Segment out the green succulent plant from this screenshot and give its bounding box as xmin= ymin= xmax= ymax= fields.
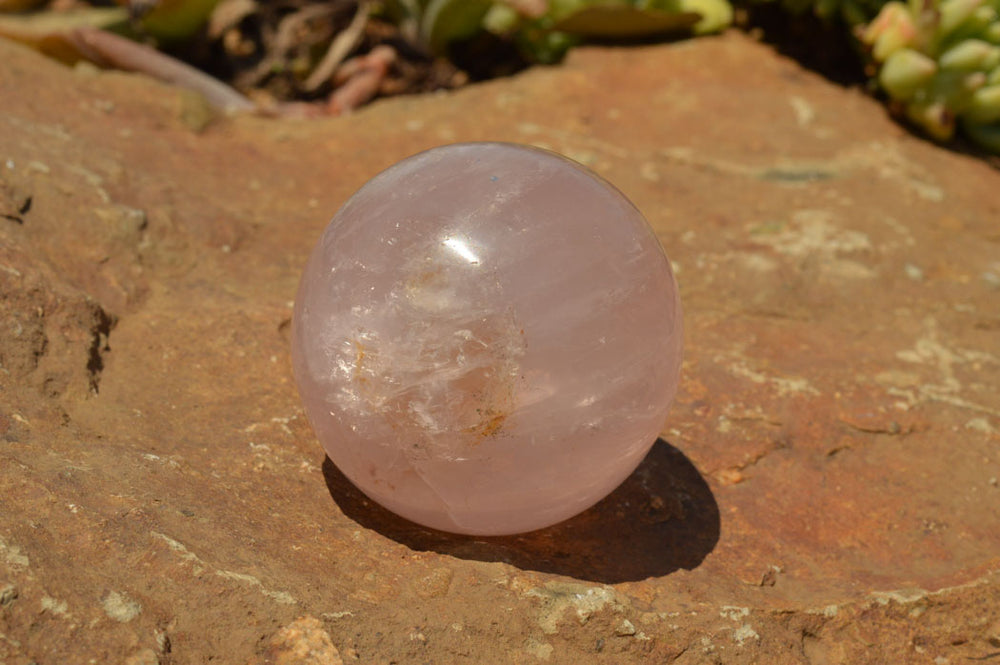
xmin=860 ymin=0 xmax=1000 ymax=150
xmin=778 ymin=0 xmax=889 ymax=27
xmin=407 ymin=0 xmax=733 ymax=64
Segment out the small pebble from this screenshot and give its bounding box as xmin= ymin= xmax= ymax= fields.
xmin=615 ymin=619 xmax=636 ymax=636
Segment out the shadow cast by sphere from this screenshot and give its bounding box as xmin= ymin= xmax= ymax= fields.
xmin=321 ymin=438 xmax=719 ymax=584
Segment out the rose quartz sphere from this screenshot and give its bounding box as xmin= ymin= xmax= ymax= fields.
xmin=292 ymin=142 xmax=682 ymax=535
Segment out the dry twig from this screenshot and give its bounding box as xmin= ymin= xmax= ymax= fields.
xmin=303 ymin=0 xmax=370 ymax=92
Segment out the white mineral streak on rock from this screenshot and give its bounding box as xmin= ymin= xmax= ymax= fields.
xmin=0 ymin=537 xmax=29 ymax=570
xmin=41 ymin=596 xmax=69 ymax=616
xmin=151 ymin=532 xmax=296 ymax=604
xmin=215 ymin=571 xmax=297 ymax=605
xmin=102 ymin=591 xmax=141 ymax=623
xmin=733 ymin=624 xmax=760 ymax=645
xmin=525 ymin=582 xmax=629 ymax=635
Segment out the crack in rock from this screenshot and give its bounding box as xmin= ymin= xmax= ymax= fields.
xmin=85 ymin=303 xmax=115 ymax=395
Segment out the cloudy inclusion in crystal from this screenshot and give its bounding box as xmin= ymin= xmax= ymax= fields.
xmin=292 ymin=142 xmax=683 ymax=535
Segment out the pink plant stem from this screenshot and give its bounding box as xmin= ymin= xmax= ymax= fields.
xmin=70 ymin=27 xmax=256 ymax=113
xmin=327 ymin=45 xmax=395 ymax=114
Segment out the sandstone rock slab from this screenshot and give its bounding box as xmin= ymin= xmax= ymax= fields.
xmin=1 ymin=31 xmax=998 ymax=664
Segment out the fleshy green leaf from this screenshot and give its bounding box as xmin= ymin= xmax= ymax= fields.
xmin=139 ymin=0 xmax=222 ymax=43
xmin=0 ymin=6 xmax=129 ymax=63
xmin=419 ymin=0 xmax=495 ymax=54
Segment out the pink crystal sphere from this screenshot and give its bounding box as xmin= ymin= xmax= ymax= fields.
xmin=292 ymin=142 xmax=683 ymax=536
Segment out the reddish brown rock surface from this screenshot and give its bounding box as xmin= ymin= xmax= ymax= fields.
xmin=1 ymin=30 xmax=999 ymax=664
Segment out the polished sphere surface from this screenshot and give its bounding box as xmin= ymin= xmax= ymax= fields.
xmin=292 ymin=142 xmax=683 ymax=535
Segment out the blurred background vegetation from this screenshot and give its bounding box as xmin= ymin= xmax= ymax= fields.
xmin=2 ymin=0 xmax=999 ymax=153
